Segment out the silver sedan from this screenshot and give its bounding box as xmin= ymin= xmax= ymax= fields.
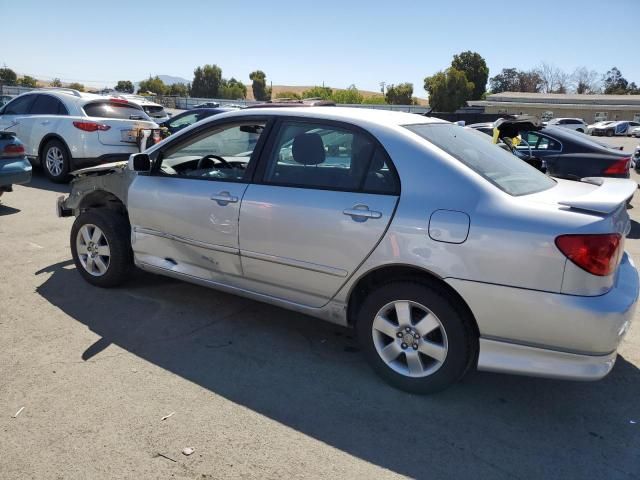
xmin=58 ymin=107 xmax=639 ymax=393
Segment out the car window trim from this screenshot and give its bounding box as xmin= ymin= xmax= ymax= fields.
xmin=253 ymin=115 xmax=400 ymax=196
xmin=148 ymin=115 xmax=275 ymax=184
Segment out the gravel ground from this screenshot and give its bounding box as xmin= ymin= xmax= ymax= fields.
xmin=1 ymin=146 xmax=639 ymax=479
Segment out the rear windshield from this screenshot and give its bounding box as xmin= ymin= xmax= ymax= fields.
xmin=142 ymin=105 xmax=165 ymax=115
xmin=405 ymin=123 xmax=556 ymax=196
xmin=83 ymin=101 xmax=149 ymax=120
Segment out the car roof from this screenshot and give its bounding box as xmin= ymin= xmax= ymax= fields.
xmin=214 ymin=106 xmax=444 ymax=127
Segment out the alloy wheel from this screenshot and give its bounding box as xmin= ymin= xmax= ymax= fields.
xmin=76 ymin=224 xmax=111 ymax=276
xmin=371 ymin=300 xmax=448 ymax=378
xmin=45 ymin=146 xmax=65 ymax=177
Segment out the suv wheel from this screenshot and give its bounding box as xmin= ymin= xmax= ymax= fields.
xmin=42 ymin=139 xmax=70 ymax=182
xmin=356 ymin=281 xmax=476 ymax=394
xmin=70 ymin=209 xmax=133 ymax=287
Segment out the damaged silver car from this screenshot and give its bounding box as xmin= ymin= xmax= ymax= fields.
xmin=58 ymin=107 xmax=639 ymax=393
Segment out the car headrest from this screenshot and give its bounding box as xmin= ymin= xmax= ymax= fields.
xmin=292 ymin=133 xmax=325 ymax=166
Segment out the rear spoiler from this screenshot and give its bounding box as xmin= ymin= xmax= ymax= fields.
xmin=558 ymin=177 xmax=637 ymax=214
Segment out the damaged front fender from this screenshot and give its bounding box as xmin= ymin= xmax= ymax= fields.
xmin=57 ymin=161 xmax=136 ymax=217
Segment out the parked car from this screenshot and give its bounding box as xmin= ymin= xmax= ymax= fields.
xmin=628 ymin=126 xmax=640 ymax=138
xmin=0 ymin=95 xmax=14 ymax=107
xmin=159 ymin=107 xmax=237 ymax=135
xmin=193 ymin=101 xmax=220 ymax=109
xmin=57 ymin=107 xmax=638 ymax=394
xmin=0 ymin=88 xmax=159 ymax=182
xmin=0 ymin=132 xmax=31 ymax=198
xmin=121 ymin=95 xmax=170 ymax=124
xmin=633 ymin=145 xmax=640 ymax=171
xmin=546 ymin=118 xmax=587 ymax=133
xmin=587 ymin=121 xmax=613 ymax=135
xmin=470 ymin=118 xmax=632 ymax=180
xmin=592 ymin=121 xmax=640 ymax=137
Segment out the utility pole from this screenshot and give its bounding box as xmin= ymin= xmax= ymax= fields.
xmin=380 ymin=81 xmax=386 ymax=96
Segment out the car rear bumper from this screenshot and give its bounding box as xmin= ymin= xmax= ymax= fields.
xmin=448 ymin=252 xmax=638 ymax=380
xmin=0 ymin=157 xmax=32 ymax=188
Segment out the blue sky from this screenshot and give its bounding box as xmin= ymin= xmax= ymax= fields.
xmin=3 ymin=0 xmax=639 ymax=97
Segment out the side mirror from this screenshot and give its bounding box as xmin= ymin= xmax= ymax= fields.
xmin=129 ymin=153 xmax=151 ymax=172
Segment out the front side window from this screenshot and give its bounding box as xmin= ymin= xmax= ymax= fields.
xmin=159 ymin=122 xmax=266 ymax=181
xmin=262 ymin=121 xmax=398 ymax=193
xmin=406 ymin=124 xmax=556 ymax=196
xmin=168 ymin=112 xmax=200 ymax=129
xmin=3 ymin=94 xmax=36 ymax=115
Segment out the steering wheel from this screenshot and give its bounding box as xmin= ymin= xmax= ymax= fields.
xmin=197 ymin=154 xmax=232 ymax=170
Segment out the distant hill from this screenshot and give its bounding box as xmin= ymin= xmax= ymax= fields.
xmin=245 ymin=85 xmax=428 ymax=105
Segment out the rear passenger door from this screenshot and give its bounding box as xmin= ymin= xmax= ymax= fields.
xmin=25 ymin=94 xmax=68 ymax=157
xmin=238 ymin=119 xmax=400 ymax=308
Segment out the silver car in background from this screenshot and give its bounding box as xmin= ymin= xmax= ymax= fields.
xmin=57 ymin=107 xmax=639 ymax=393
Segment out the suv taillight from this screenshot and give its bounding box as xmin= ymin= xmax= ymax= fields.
xmin=1 ymin=143 xmax=25 ymax=157
xmin=73 ymin=121 xmax=111 ymax=132
xmin=603 ymin=157 xmax=630 ymax=175
xmin=555 ymin=233 xmax=622 ymax=276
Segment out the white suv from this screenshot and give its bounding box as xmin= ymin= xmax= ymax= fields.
xmin=545 ymin=118 xmax=588 ymax=133
xmin=0 ymin=89 xmax=159 ymax=182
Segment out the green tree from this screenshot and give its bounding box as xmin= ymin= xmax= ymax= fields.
xmin=603 ymin=67 xmax=629 ymax=94
xmin=137 ymin=76 xmax=167 ymax=95
xmin=0 ymin=67 xmax=17 ymax=86
xmin=331 ymin=85 xmax=363 ymax=104
xmin=51 ymin=78 xmax=62 ymax=87
xmin=192 ymin=65 xmax=223 ymax=98
xmin=18 ymin=75 xmax=37 ymax=88
xmin=274 ymin=91 xmax=301 ymax=100
xmin=249 ymin=70 xmax=271 ymax=101
xmin=489 ymin=68 xmax=542 ymax=93
xmin=115 ymin=80 xmax=134 ymax=93
xmin=168 ymin=82 xmax=189 ymax=96
xmin=451 ymin=51 xmax=489 ymax=100
xmin=424 ymin=68 xmax=473 ymax=112
xmin=385 ymin=82 xmax=414 ymax=105
xmin=68 ymin=82 xmax=85 ymax=92
xmin=302 ymin=86 xmax=333 ymax=99
xmin=220 ymin=77 xmax=247 ymax=99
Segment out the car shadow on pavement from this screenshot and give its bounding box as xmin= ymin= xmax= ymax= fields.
xmin=0 ymin=203 xmax=21 ymax=216
xmin=22 ymin=169 xmax=71 ymax=194
xmin=35 ymin=261 xmax=640 ymax=479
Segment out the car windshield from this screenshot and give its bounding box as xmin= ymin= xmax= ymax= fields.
xmin=405 ymin=123 xmax=556 ymax=196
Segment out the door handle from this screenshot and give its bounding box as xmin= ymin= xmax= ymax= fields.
xmin=343 ymin=205 xmax=382 ymax=220
xmin=210 ymin=191 xmax=238 ymax=205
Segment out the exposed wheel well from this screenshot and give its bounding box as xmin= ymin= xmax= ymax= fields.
xmin=346 ymin=265 xmax=479 ymax=337
xmin=38 ymin=134 xmax=71 ymax=164
xmin=79 ymin=191 xmax=128 ymax=219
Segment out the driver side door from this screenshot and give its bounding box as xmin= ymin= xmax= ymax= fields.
xmin=127 ymin=118 xmax=270 ymax=285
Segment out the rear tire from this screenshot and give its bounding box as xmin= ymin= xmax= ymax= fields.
xmin=356 ymin=281 xmax=477 ymax=394
xmin=42 ymin=139 xmax=71 ymax=183
xmin=70 ymin=209 xmax=133 ymax=287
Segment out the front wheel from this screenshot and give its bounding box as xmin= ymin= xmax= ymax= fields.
xmin=356 ymin=281 xmax=477 ymax=394
xmin=70 ymin=209 xmax=133 ymax=287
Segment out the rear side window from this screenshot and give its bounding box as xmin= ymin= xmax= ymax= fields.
xmin=3 ymin=95 xmax=36 ymax=115
xmin=30 ymin=95 xmax=68 ymax=115
xmin=83 ymin=101 xmax=148 ymax=120
xmin=406 ymin=123 xmax=556 ymax=196
xmin=263 ymin=121 xmax=399 ymax=194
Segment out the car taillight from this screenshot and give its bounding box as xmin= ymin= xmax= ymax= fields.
xmin=1 ymin=143 xmax=25 ymax=157
xmin=73 ymin=121 xmax=111 ymax=132
xmin=603 ymin=157 xmax=630 ymax=175
xmin=555 ymin=233 xmax=622 ymax=276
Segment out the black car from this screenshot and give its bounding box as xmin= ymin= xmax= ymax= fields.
xmin=470 ymin=119 xmax=631 ymax=180
xmin=159 ymin=108 xmax=236 ymax=135
xmin=193 ymin=101 xmax=220 ymax=109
